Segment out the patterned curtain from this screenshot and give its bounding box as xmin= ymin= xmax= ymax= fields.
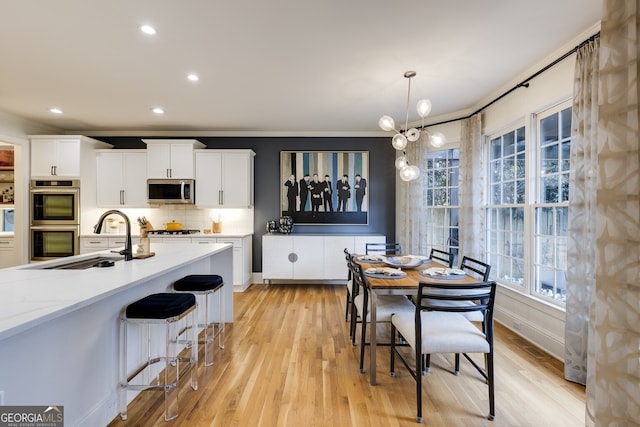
xmin=458 ymin=113 xmax=484 ymax=259
xmin=586 ymin=1 xmax=640 ymax=425
xmin=397 ymin=133 xmax=429 ymax=255
xmin=564 ymin=38 xmax=599 ymax=386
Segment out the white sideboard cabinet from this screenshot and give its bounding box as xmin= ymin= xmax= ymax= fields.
xmin=262 ymin=234 xmax=385 ymax=282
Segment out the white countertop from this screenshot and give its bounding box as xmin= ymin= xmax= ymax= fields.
xmin=0 ymin=242 xmax=232 ymax=341
xmin=82 ymin=232 xmax=253 ymax=238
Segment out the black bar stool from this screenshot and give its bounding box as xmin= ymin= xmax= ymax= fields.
xmin=173 ymin=274 xmax=225 ymax=366
xmin=119 ymin=292 xmax=198 ymax=421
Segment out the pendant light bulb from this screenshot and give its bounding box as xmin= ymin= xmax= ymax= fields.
xmin=417 ymin=99 xmax=432 ymax=118
xmin=378 ymin=115 xmax=396 ymax=132
xmin=399 ymin=165 xmax=414 ymax=181
xmin=391 ymin=133 xmax=408 ymax=150
xmin=407 ymin=165 xmax=420 ymax=180
xmin=429 ymin=131 xmax=447 ymax=148
xmin=395 ymin=155 xmax=409 ymax=170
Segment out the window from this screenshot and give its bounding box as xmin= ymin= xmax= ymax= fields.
xmin=533 ymin=105 xmax=571 ymax=303
xmin=425 ymin=148 xmax=459 ymax=263
xmin=486 ymin=126 xmax=526 ymax=287
xmin=484 ymin=102 xmax=572 ymax=306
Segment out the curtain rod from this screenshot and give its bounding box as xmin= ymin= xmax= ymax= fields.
xmin=421 ymin=32 xmax=601 ymax=129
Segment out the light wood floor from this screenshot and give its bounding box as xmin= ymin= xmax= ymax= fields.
xmin=108 ymin=283 xmax=585 ymax=427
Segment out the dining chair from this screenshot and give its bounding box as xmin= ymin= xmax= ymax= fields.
xmin=460 ymin=256 xmax=491 ymax=281
xmin=343 ymin=248 xmax=356 ymax=328
xmin=424 ymin=255 xmax=492 ymax=374
xmin=390 ymin=280 xmax=497 ymax=423
xmin=365 ymin=242 xmax=402 ymax=255
xmin=429 ymin=248 xmax=454 ymax=267
xmin=351 ymin=261 xmax=414 ymax=373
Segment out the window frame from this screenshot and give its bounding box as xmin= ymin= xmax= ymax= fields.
xmin=531 ymin=100 xmax=572 ymax=305
xmin=424 ymin=148 xmax=460 ymax=264
xmin=484 ymin=121 xmax=528 ymax=290
xmin=483 ymin=99 xmax=572 ymax=309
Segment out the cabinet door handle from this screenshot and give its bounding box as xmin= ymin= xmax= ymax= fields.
xmin=120 ymin=190 xmax=125 ymax=205
xmin=167 ymin=168 xmax=172 ymax=178
xmin=219 ymin=190 xmax=223 ymax=205
xmin=288 ymin=253 xmax=298 ymax=263
xmin=51 ymin=165 xmax=55 ymax=175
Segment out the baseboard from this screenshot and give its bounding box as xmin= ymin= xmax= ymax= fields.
xmin=494 ymin=287 xmax=565 ymax=361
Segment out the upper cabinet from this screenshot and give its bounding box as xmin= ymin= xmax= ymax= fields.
xmin=96 ymin=150 xmax=148 ymax=207
xmin=30 ymin=136 xmax=112 ymax=178
xmin=195 ymin=150 xmax=255 ymax=207
xmin=143 ymin=139 xmax=205 ymax=179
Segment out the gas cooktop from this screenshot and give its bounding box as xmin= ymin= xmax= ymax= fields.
xmin=147 ymin=229 xmax=201 ymax=235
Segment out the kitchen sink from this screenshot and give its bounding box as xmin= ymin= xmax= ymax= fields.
xmin=32 ymin=255 xmax=125 ymax=270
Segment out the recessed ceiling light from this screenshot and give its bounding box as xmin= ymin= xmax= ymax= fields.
xmin=187 ymin=73 xmax=199 ymax=82
xmin=139 ymin=24 xmax=157 ymax=35
xmin=152 ymin=107 xmax=165 ymax=115
xmin=49 ymin=108 xmax=63 ymax=114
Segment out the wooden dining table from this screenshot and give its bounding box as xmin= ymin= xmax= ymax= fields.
xmin=355 ymin=256 xmax=486 ymax=385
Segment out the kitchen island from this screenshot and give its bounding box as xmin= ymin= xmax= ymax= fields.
xmin=0 ymin=243 xmax=233 ymax=426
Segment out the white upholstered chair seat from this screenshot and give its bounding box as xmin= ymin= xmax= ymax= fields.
xmin=353 ymin=293 xmax=415 ymax=322
xmin=392 ymin=311 xmax=489 ymax=354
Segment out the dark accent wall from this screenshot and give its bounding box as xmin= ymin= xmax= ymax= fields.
xmin=90 ymin=136 xmax=397 ymax=271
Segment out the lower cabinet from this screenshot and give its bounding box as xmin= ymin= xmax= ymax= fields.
xmin=0 ymin=236 xmax=16 ymax=268
xmin=79 ymin=236 xmax=129 ymax=254
xmin=262 ymin=234 xmax=385 ymax=282
xmin=191 ymin=236 xmax=252 ymax=289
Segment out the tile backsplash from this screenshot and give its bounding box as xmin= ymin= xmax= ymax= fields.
xmin=82 ymin=206 xmax=254 ymax=235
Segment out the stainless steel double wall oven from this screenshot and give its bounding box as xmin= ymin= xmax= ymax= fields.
xmin=30 ymin=179 xmax=80 ymax=260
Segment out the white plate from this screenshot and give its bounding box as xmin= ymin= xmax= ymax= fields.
xmin=364 ymin=271 xmax=407 ymax=279
xmin=420 ymin=267 xmax=467 ymax=280
xmin=358 ymin=255 xmax=385 ymax=263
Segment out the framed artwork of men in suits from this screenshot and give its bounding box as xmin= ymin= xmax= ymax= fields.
xmin=280 ymin=151 xmax=368 ymax=224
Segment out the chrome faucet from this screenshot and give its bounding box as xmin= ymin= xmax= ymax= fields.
xmin=93 ymin=210 xmax=133 ymax=261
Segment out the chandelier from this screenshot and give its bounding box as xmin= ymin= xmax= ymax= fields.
xmin=379 ymin=71 xmax=446 ymax=181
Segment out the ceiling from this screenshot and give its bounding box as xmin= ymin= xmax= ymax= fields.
xmin=0 ymin=0 xmax=601 ymax=135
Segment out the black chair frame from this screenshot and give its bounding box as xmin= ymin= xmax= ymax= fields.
xmin=429 ymin=248 xmax=454 ymax=267
xmin=365 ymin=242 xmax=402 ymax=255
xmin=390 ymin=281 xmax=496 ymax=423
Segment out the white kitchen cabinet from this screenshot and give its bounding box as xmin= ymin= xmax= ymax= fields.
xmin=0 ymin=235 xmax=16 ymax=268
xmin=143 ymin=139 xmax=205 ymax=179
xmin=262 ymin=234 xmax=385 ymax=282
xmin=191 ymin=236 xmax=252 ymax=288
xmin=30 ymin=136 xmax=111 ymax=178
xmin=79 ymin=236 xmax=130 ymax=254
xmin=195 ymin=150 xmax=255 ymax=207
xmin=148 ymin=236 xmax=192 ymax=244
xmin=96 ymin=150 xmax=148 ymax=207
xmin=31 ymin=138 xmax=79 ymax=177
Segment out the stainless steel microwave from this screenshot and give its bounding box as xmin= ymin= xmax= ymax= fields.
xmin=147 ymin=179 xmax=195 ymax=204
